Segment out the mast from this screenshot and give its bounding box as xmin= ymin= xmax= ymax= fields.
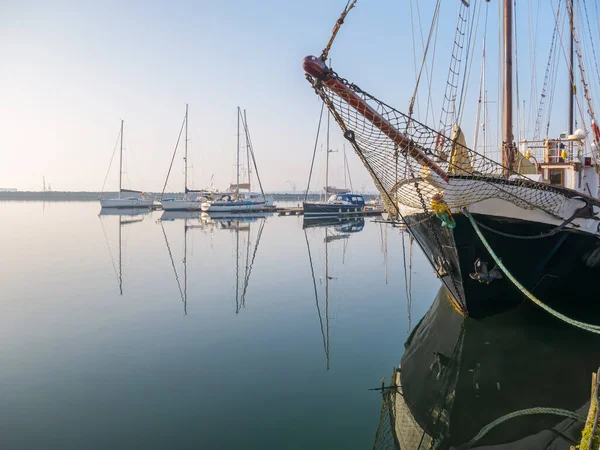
xmin=184 ymin=104 xmax=189 ymax=194
xmin=119 ymin=120 xmax=124 ymax=199
xmin=502 ymin=0 xmax=515 ymax=173
xmin=236 ymin=107 xmax=241 ymax=198
xmin=568 ymin=0 xmax=575 ymax=135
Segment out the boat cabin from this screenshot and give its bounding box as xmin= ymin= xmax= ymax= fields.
xmin=518 ymin=130 xmax=599 ymax=197
xmin=327 ymin=193 xmax=365 ymax=205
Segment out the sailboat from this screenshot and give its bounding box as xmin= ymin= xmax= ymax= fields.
xmin=303 ymin=109 xmax=365 ymax=216
xmin=99 ymin=208 xmax=149 ymax=294
xmin=201 ymin=108 xmax=273 ymax=213
xmin=302 ymin=1 xmax=600 ymax=319
xmin=100 ymin=120 xmax=154 ymax=209
xmin=161 ymin=104 xmax=211 ymax=211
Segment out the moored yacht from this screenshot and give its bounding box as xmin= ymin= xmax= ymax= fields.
xmin=303 ymin=193 xmax=365 ymax=217
xmin=99 ymin=120 xmax=154 ymax=209
xmin=201 ymin=107 xmax=273 ymax=213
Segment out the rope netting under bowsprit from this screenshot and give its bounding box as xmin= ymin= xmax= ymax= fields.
xmin=309 ymin=72 xmax=575 ymax=220
xmin=373 ymin=387 xmax=434 ymax=450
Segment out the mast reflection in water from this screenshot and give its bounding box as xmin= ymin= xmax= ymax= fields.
xmin=374 ymin=287 xmax=600 ymax=449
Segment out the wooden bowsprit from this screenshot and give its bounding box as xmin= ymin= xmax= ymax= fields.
xmin=303 ymin=55 xmax=450 ymax=184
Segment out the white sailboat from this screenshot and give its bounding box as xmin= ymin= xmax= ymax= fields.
xmin=161 ymin=104 xmax=211 ymax=211
xmin=201 ymin=108 xmax=273 ymax=212
xmin=100 ymin=120 xmax=154 ymax=209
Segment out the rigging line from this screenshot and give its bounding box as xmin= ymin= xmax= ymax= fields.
xmin=161 ymin=115 xmax=187 ymax=199
xmin=100 ymin=128 xmax=122 ymax=193
xmin=534 ymin=1 xmax=561 ymax=139
xmin=457 ymin=0 xmax=482 ymax=127
xmin=580 ymin=0 xmax=600 ymax=90
xmin=241 ymin=110 xmax=266 ymax=198
xmin=304 ymin=229 xmax=328 ymax=364
xmin=409 ymin=0 xmax=420 ymax=118
xmin=160 ymin=221 xmax=185 ymax=307
xmin=343 ymin=145 xmax=354 ymax=192
xmin=414 ymin=0 xmax=439 ymax=125
xmin=304 ymin=101 xmax=326 ymax=201
xmin=550 ymin=0 xmax=589 ymax=132
xmin=408 ymin=0 xmax=441 ymax=118
xmin=320 ymin=0 xmax=357 ymax=62
xmin=425 ymin=2 xmax=441 ymax=126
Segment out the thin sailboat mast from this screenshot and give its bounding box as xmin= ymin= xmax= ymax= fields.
xmin=119 ymin=120 xmax=124 ymax=199
xmin=502 ymin=0 xmax=515 ymax=173
xmin=184 ymin=104 xmax=189 ymax=194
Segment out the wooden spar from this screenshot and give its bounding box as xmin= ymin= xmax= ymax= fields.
xmin=302 ymin=56 xmax=450 ymax=183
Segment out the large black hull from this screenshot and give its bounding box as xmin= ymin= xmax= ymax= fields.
xmin=405 ymin=212 xmax=600 ymax=319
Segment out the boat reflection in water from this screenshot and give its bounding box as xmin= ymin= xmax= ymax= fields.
xmin=199 ymin=211 xmax=269 ymax=313
xmin=304 ymin=215 xmax=365 ymax=370
xmin=373 ymin=287 xmax=600 ymax=449
xmin=302 ymin=215 xmax=365 ymax=233
xmin=98 ymin=208 xmax=150 ymax=295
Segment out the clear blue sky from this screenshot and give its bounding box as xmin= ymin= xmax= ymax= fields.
xmin=0 ymin=0 xmax=590 ymax=192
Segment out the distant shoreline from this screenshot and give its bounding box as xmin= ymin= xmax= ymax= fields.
xmin=0 ymin=192 xmax=378 ymax=202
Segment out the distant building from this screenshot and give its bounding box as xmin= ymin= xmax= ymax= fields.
xmin=0 ymin=188 xmax=17 ymax=192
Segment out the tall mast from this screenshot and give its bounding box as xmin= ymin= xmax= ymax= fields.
xmin=568 ymin=0 xmax=575 ymax=135
xmin=119 ymin=120 xmax=124 ymax=199
xmin=502 ymin=0 xmax=515 ymax=173
xmin=236 ymin=107 xmax=240 ymax=198
xmin=325 ymin=111 xmax=330 ymax=195
xmin=184 ymin=104 xmax=189 ymax=194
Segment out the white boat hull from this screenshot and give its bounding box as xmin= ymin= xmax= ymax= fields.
xmin=99 ymin=199 xmax=154 ymax=208
xmin=161 ymin=199 xmax=203 ymax=211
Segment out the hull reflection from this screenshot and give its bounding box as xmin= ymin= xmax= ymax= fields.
xmin=375 ymin=287 xmax=600 ymax=449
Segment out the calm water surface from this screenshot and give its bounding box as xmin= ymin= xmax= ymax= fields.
xmin=0 ymin=201 xmax=438 ymax=450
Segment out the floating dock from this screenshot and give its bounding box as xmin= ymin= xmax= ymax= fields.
xmin=275 ymin=206 xmax=383 ymax=216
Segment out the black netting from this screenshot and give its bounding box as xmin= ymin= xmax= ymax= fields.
xmin=306 ymin=67 xmax=577 ymax=221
